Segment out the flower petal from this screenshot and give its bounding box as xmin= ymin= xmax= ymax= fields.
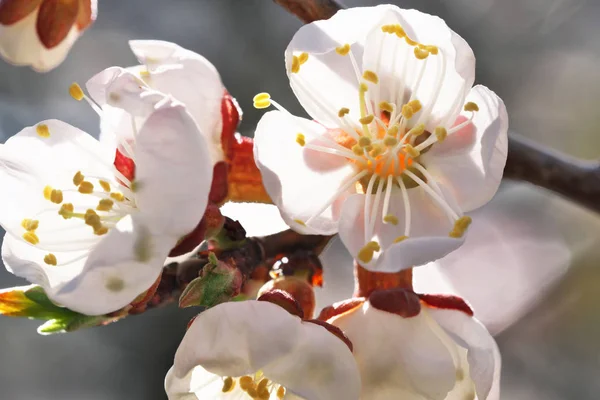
xmin=0 ymin=7 xmax=81 ymax=72
xmin=254 ymin=111 xmax=356 ymax=235
xmin=219 ymin=202 xmax=289 ymax=237
xmin=338 ymin=190 xmax=463 ymax=272
xmin=423 ymin=85 xmax=508 ymax=212
xmin=427 ymin=307 xmax=499 ymax=400
xmin=286 ymin=6 xmax=392 ymax=127
xmin=362 ymin=7 xmax=475 ymax=130
xmin=330 ymin=301 xmax=456 ymax=399
xmin=134 ymin=102 xmax=212 ymax=237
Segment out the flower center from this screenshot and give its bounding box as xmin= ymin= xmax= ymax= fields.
xmin=221 ymin=373 xmax=286 ymax=399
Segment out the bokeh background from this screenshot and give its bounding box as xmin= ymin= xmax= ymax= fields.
xmin=1 ymin=0 xmax=599 ymax=398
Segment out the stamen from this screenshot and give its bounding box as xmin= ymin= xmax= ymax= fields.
xmin=338 ymin=107 xmax=350 ymax=117
xmin=401 ymin=104 xmax=414 ymax=119
xmin=403 ymin=170 xmax=458 ymax=221
xmin=96 ymin=199 xmax=114 ymax=212
xmin=99 ymin=180 xmax=111 ymax=192
xmin=221 ymin=377 xmax=235 ymax=393
xmin=398 ymin=178 xmax=411 ymax=236
xmin=395 ymin=25 xmax=406 ymax=38
xmin=78 ymin=181 xmax=94 ymax=194
xmin=379 ymin=101 xmax=394 ymax=113
xmin=58 ymin=203 xmax=74 ymax=219
xmin=291 ymin=56 xmax=300 ymax=73
xmin=295 ymin=133 xmax=306 ymax=147
xmin=435 ymin=126 xmax=447 ymax=142
xmin=381 ymin=175 xmax=394 ymax=224
xmin=298 ymin=52 xmax=309 ymax=65
xmin=335 ymin=44 xmax=351 ymax=56
xmin=239 ymin=376 xmax=253 ymax=391
xmin=363 ymin=70 xmax=379 ymax=84
xmin=43 ymin=186 xmax=52 ymax=200
xmin=383 ymin=136 xmax=397 ymax=146
xmin=73 ymin=171 xmax=84 ymax=186
xmin=36 ymin=124 xmax=50 ymax=138
xmin=277 ymin=387 xmax=286 ymax=399
xmin=359 ymin=115 xmax=374 ymax=125
xmin=110 ymin=192 xmax=125 ymax=202
xmin=407 ymin=123 xmax=425 ymax=137
xmin=358 ymin=137 xmax=372 ymax=147
xmin=21 ymin=218 xmax=39 ymax=231
xmin=69 ymin=83 xmax=84 ymax=101
xmin=23 ymin=231 xmax=39 ymax=245
xmin=387 ymin=124 xmax=399 ymax=136
xmin=403 ymin=144 xmax=420 ymax=158
xmin=43 ymin=253 xmax=57 ymax=266
xmin=464 ymin=102 xmax=479 ymax=112
xmin=293 ymin=219 xmax=306 ymax=226
xmin=352 ymin=144 xmax=363 ymax=155
xmin=449 ymin=216 xmax=472 ymax=238
xmin=414 ymin=46 xmax=429 ymax=60
xmin=408 ymin=99 xmax=422 ymax=113
xmin=357 ymin=241 xmax=380 ymax=264
xmin=253 ymin=92 xmax=272 ymax=109
xmin=384 ymin=215 xmax=399 ymax=225
xmin=49 ymin=189 xmax=63 ymax=204
xmin=405 ymin=36 xmax=418 ymax=46
xmin=393 ymin=235 xmax=408 ymax=243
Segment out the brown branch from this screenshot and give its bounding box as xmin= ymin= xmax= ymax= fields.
xmin=275 ymin=0 xmax=600 ymax=214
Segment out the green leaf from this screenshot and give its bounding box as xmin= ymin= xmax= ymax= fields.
xmin=179 ymin=265 xmax=238 ymax=309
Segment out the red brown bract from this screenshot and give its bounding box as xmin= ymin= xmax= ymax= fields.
xmin=419 ymin=293 xmax=474 ymax=316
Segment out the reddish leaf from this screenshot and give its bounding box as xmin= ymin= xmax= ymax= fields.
xmin=114 ymin=149 xmax=136 ymax=182
xmin=36 ymin=0 xmax=79 ymax=49
xmin=0 ymin=0 xmax=42 ymax=25
xmin=75 ymin=0 xmax=95 ymax=30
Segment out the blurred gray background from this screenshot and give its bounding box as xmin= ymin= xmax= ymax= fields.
xmin=1 ymin=0 xmax=600 ymax=398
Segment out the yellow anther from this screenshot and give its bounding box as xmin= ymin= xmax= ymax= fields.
xmin=408 ymin=99 xmax=422 ymax=113
xmin=298 ymin=52 xmax=309 ymax=64
xmin=78 ymin=181 xmax=94 ymax=194
xmin=401 ymin=104 xmax=414 ymax=119
xmin=246 ymin=387 xmax=258 ymax=398
xmin=405 ymin=36 xmax=418 ymax=46
xmin=69 ymin=83 xmax=84 ymax=101
xmin=21 ymin=218 xmax=39 ymax=231
xmin=464 ymin=102 xmax=479 ymax=112
xmin=49 ymin=189 xmax=63 ymax=204
xmin=258 ymin=388 xmax=270 ymax=400
xmin=338 ymin=107 xmax=350 ymax=117
xmin=94 ymin=225 xmax=109 ymax=236
xmin=357 ymin=245 xmax=375 ymax=264
xmin=359 ymin=115 xmax=374 ymax=125
xmin=84 ymin=209 xmax=100 ymax=227
xmin=363 ymin=70 xmax=379 ymax=84
xmin=22 ymin=231 xmax=39 ymax=245
xmin=381 ymin=24 xmax=394 ymax=33
xmin=366 ymin=240 xmax=381 ymax=251
xmin=414 ymin=46 xmax=429 ymax=60
xmin=358 ymin=136 xmax=371 ymax=147
xmin=379 ymin=101 xmax=394 ymax=112
xmin=253 ymin=92 xmax=272 ymax=109
xmin=239 ymin=376 xmax=253 ymax=391
xmin=359 ymin=83 xmax=369 ymax=93
xmin=387 ymin=124 xmax=399 ymax=136
xmin=408 ymin=123 xmax=426 ymax=137
xmin=44 ymin=253 xmax=57 ymax=266
xmin=221 ymin=377 xmax=235 ymax=393
xmin=110 ymin=192 xmax=125 ymax=202
xmin=425 ymin=45 xmax=439 ymax=55
xmin=294 ymin=219 xmax=306 ymax=226
xmin=291 ymin=56 xmax=300 ymax=73
xmin=97 ymin=198 xmax=114 ymax=212
xmin=73 ymin=171 xmax=84 ymax=186
xmin=395 ymin=25 xmax=406 ymax=38
xmin=449 ymin=216 xmax=472 ymax=238
xmin=369 ymin=145 xmax=384 ymax=158
xmin=58 ymin=203 xmax=74 ymax=219
xmin=335 ymin=43 xmax=351 ymax=55
xmin=295 ymin=133 xmax=306 ymax=147
xmin=383 ymin=136 xmax=398 ymax=146
xmin=352 ymin=144 xmax=363 ymax=155
xmin=257 ymin=378 xmax=269 ymax=392
xmin=435 ymin=126 xmax=448 ymax=142
xmin=139 ymin=69 xmax=151 ymax=78
xmin=277 ymin=387 xmax=286 ymax=399
xmin=384 ymin=214 xmax=399 ymax=225
xmin=404 ymin=144 xmax=420 ymax=158
xmin=363 ymin=145 xmax=373 ymax=152
xmin=43 ymin=185 xmax=53 ymax=200
xmin=36 ymin=124 xmax=50 ymax=138
xmin=99 ymin=180 xmax=111 ymax=192
xmin=393 ymin=235 xmax=408 ymax=243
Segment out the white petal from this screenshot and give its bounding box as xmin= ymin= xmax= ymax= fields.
xmin=0 ymin=9 xmax=80 ymax=72
xmin=219 ymin=202 xmax=290 ymax=237
xmin=263 ymin=321 xmax=361 ymax=400
xmin=165 ymin=365 xmax=231 ymax=400
xmin=134 ymin=103 xmax=212 ymax=237
xmin=285 ymin=6 xmax=388 ymax=126
xmin=129 ymin=40 xmax=225 ymax=161
xmin=423 ymin=85 xmax=508 ymax=212
xmin=331 ymin=301 xmax=456 ymax=399
xmin=338 ymin=190 xmax=463 ymax=272
xmin=254 ymin=111 xmax=356 ymax=235
xmin=427 ymin=307 xmax=498 ymax=400
xmin=173 ymin=301 xmax=303 ymax=380
xmin=362 ymin=7 xmax=475 ymax=130
xmin=52 ymin=215 xmax=175 ymax=315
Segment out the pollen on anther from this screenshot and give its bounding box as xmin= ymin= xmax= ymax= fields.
xmin=21 ymin=218 xmax=38 ymax=231
xmin=338 ymin=107 xmax=350 ymax=117
xmin=358 ymin=137 xmax=371 ymax=147
xmin=352 ymin=144 xmax=363 ymax=155
xmin=387 ymin=124 xmax=399 ymax=136
xmin=384 ymin=215 xmax=399 ymax=225
xmin=408 ymin=100 xmax=422 ymax=113
xmin=383 ymin=136 xmax=397 ymax=146
xmin=405 ymin=36 xmax=418 ymax=46
xmin=401 ymin=104 xmax=414 ymax=119
xmin=221 ymin=377 xmax=235 ymax=393
xmin=359 ymin=83 xmax=369 ymax=93
xmin=435 ymin=126 xmax=447 ymax=142
xmin=449 ymin=216 xmax=472 ymax=238
xmin=23 ymin=231 xmax=39 ymax=245
xmin=50 ymin=189 xmax=63 ymax=204
xmin=99 ymin=180 xmax=111 ymax=192
xmin=110 ymin=192 xmax=125 ymax=202
xmin=358 ymin=245 xmax=375 ymax=264
xmin=69 ymin=83 xmax=84 ymax=101
xmin=408 ymin=124 xmax=425 ymax=137
xmin=253 ymin=92 xmax=272 ymax=109
xmin=94 ymin=225 xmax=109 ymax=236
xmin=425 ymin=45 xmax=439 ymax=55
xmin=395 ymin=25 xmax=406 ymax=38
xmin=404 ymin=144 xmax=420 ymax=158
xmin=414 ymin=47 xmax=429 ymax=60
xmin=291 ymin=56 xmax=300 ymax=73
xmin=363 ymin=70 xmax=379 ymax=84
xmin=78 ymin=181 xmax=94 ymax=194
xmin=58 ymin=203 xmax=74 ymax=219
xmin=379 ymin=101 xmax=394 ymax=113
xmin=43 ymin=185 xmax=53 ymax=200
xmin=393 ymin=235 xmax=408 ymax=243
xmin=298 ymin=52 xmax=309 ymax=64
xmin=73 ymin=171 xmax=84 ymax=186
xmin=295 ymin=133 xmax=306 ymax=147
xmin=359 ymin=115 xmax=374 ymax=125
xmin=277 ymin=386 xmax=286 ymax=399
xmin=239 ymin=376 xmax=253 ymax=390
xmin=464 ymin=102 xmax=479 ymax=112
xmin=294 ymin=219 xmax=306 ymax=227
xmin=44 ymin=253 xmax=57 ymax=266
xmin=36 ymin=124 xmax=50 ymax=138
xmin=335 ymin=43 xmax=351 ymax=55
xmin=97 ymin=199 xmax=114 ymax=212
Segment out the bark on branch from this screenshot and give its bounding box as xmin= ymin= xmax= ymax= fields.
xmin=274 ymin=0 xmax=600 ymax=214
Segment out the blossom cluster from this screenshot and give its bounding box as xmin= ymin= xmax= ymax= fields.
xmin=0 ymin=3 xmax=510 ymax=400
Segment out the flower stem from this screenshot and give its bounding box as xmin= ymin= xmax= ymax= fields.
xmin=353 ymin=263 xmax=413 ymax=298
